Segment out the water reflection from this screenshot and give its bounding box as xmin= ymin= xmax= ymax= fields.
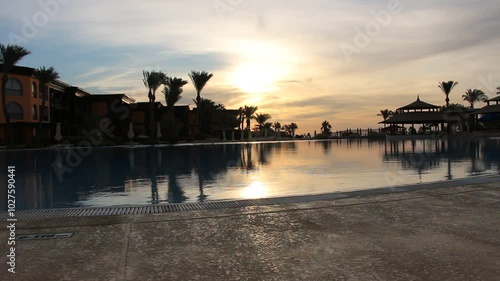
xmin=1 ymin=139 xmax=499 ymax=210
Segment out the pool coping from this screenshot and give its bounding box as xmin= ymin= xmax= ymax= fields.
xmin=2 ymin=175 xmax=499 ymax=221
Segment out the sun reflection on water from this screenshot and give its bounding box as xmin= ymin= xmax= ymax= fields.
xmin=242 ymin=181 xmax=269 ymax=199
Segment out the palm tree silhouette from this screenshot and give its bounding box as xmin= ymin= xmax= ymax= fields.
xmin=377 ymin=109 xmax=394 ymax=121
xmin=143 ymin=71 xmax=167 ymax=138
xmin=462 ymin=89 xmax=488 ymax=108
xmin=272 ymin=122 xmax=281 ymax=137
xmin=1 ymin=44 xmax=31 ymax=144
xmin=238 ymin=107 xmax=245 ymax=130
xmin=162 ymin=77 xmax=188 ymax=138
xmin=321 ymin=120 xmax=332 ymax=134
xmin=243 ymin=105 xmax=258 ymax=131
xmin=189 ymin=71 xmax=213 ymax=130
xmin=34 ymin=66 xmax=59 ymax=145
xmin=438 ymin=81 xmax=458 ymax=107
xmin=254 ymin=113 xmax=271 ymax=132
xmin=378 ymin=109 xmax=394 ymax=128
xmin=289 ymin=122 xmax=298 ymax=137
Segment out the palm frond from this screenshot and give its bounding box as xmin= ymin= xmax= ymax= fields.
xmin=188 ymin=70 xmax=213 ymax=93
xmin=0 ymin=44 xmax=31 ymax=72
xmin=34 ymin=66 xmax=60 ymax=84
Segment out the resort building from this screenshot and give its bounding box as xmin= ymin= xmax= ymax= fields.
xmin=1 ymin=65 xmax=241 ymax=145
xmin=0 ymin=65 xmax=141 ymax=145
xmin=0 ymin=65 xmax=51 ymax=144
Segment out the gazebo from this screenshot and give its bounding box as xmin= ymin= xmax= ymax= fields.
xmin=475 ymin=96 xmax=500 ymax=129
xmin=380 ymin=96 xmax=445 ymax=135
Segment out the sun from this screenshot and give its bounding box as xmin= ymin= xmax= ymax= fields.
xmin=228 ymin=40 xmax=297 ymax=95
xmin=231 ymin=61 xmax=281 ymax=94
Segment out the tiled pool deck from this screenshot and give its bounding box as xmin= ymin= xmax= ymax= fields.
xmin=1 ymin=178 xmax=499 ymax=280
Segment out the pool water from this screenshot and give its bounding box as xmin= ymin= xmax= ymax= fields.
xmin=1 ymin=138 xmax=499 ymax=210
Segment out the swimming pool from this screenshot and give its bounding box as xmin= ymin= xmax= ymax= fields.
xmin=1 ymin=138 xmax=499 ymax=210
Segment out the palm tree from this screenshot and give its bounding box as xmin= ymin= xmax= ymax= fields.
xmin=283 ymin=125 xmax=291 ymax=136
xmin=238 ymin=107 xmax=245 ymax=130
xmin=377 ymin=109 xmax=394 ymax=121
xmin=189 ymin=71 xmax=213 ymax=128
xmin=254 ymin=113 xmax=271 ymax=132
xmin=162 ymin=77 xmax=188 ymax=138
xmin=143 ymin=70 xmax=167 ymax=138
xmin=163 ymin=77 xmax=188 ymax=118
xmin=243 ymin=105 xmax=258 ymax=131
xmin=378 ymin=109 xmax=394 ymax=128
xmin=321 ymin=120 xmax=332 ymax=135
xmin=193 ymin=98 xmax=221 ymax=133
xmin=289 ymin=122 xmax=298 ymax=137
xmin=1 ymin=44 xmax=31 ymax=144
xmin=438 ymin=81 xmax=458 ymax=107
xmin=34 ymin=66 xmax=60 ymax=145
xmin=462 ymin=89 xmax=488 ymax=108
xmin=272 ymin=122 xmax=281 ymax=132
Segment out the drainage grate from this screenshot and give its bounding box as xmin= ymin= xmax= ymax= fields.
xmin=1 ymin=175 xmax=498 ymax=221
xmin=17 ymin=233 xmax=74 ymax=240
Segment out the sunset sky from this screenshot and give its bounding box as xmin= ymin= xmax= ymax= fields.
xmin=1 ymin=0 xmax=499 ymax=133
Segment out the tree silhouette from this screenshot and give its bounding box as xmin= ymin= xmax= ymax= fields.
xmin=462 ymin=89 xmax=488 ymax=108
xmin=162 ymin=77 xmax=188 ymax=138
xmin=243 ymin=105 xmax=258 ymax=131
xmin=320 ymin=120 xmax=332 ymax=135
xmin=254 ymin=113 xmax=271 ymax=132
xmin=377 ymin=109 xmax=394 ymax=121
xmin=34 ymin=66 xmax=60 ymax=145
xmin=438 ymin=81 xmax=458 ymax=107
xmin=143 ymin=70 xmax=167 ymax=138
xmin=189 ymin=71 xmax=213 ymax=129
xmin=289 ymin=122 xmax=298 ymax=137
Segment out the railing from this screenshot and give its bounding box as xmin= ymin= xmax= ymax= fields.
xmin=333 ymin=128 xmax=384 ymax=137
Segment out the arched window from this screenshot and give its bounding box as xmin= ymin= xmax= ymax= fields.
xmin=5 ymin=78 xmax=23 ymax=96
xmin=7 ymin=103 xmax=23 ymax=120
xmin=32 ymin=82 xmax=37 ymax=98
xmin=32 ymin=105 xmax=38 ymax=120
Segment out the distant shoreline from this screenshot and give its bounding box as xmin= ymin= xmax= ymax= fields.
xmin=1 ymin=132 xmax=499 ymax=152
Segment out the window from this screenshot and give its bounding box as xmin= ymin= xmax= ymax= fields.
xmin=5 ymin=78 xmax=22 ymax=96
xmin=32 ymin=105 xmax=38 ymax=120
xmin=32 ymin=82 xmax=37 ymax=98
xmin=7 ymin=103 xmax=23 ymax=120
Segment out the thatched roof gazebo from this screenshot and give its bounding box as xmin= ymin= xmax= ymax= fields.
xmin=475 ymin=96 xmax=500 ymax=128
xmin=475 ymin=96 xmax=500 ymax=115
xmin=380 ymin=96 xmax=447 ymax=135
